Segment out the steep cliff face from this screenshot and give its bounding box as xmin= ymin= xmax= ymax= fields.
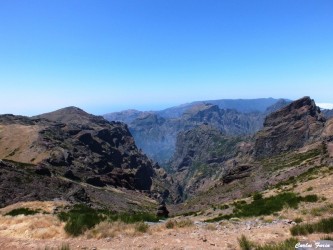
xmin=254 ymin=97 xmax=326 ymax=159
xmin=0 ymin=107 xmax=172 ymax=207
xmin=126 ymin=104 xmax=273 ymax=166
xmin=170 ymin=124 xmax=253 ymax=200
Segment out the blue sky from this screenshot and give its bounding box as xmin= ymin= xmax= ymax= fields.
xmin=0 ymin=0 xmax=332 ymax=115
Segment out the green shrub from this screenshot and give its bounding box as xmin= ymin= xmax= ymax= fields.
xmin=5 ymin=207 xmax=40 ymax=216
xmin=294 ymin=217 xmax=303 ymax=223
xmin=256 ymin=237 xmax=298 ymax=250
xmin=165 ymin=220 xmax=176 ymax=229
xmin=206 ymin=192 xmax=318 ymax=222
xmin=57 ymin=204 xmax=159 ymax=236
xmin=220 ymin=204 xmax=230 ymax=209
xmin=238 ymin=235 xmax=298 ymax=250
xmin=108 ymin=212 xmax=159 ymax=223
xmin=300 ymin=194 xmax=319 ymax=202
xmin=291 ymin=217 xmax=333 ymax=236
xmin=58 ymin=205 xmax=104 ymax=236
xmin=253 ymin=192 xmax=263 ymax=201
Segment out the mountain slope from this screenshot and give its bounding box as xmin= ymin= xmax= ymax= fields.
xmin=0 ymin=107 xmax=172 ymax=208
xmin=170 ymin=97 xmax=332 ymax=205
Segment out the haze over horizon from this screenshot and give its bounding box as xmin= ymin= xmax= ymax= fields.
xmin=1 ymin=1 xmax=332 ymax=116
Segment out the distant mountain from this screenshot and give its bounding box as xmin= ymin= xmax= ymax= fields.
xmin=157 ymin=98 xmax=289 ymax=119
xmin=105 ymin=98 xmax=290 ymax=123
xmin=322 ymin=109 xmax=333 ymax=119
xmin=103 ymin=109 xmax=154 ymax=124
xmin=104 ymin=98 xmax=291 ymax=166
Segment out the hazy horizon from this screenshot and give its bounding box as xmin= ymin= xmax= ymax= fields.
xmin=1 ymin=1 xmax=332 ymax=116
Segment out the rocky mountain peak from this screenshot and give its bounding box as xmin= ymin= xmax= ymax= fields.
xmin=34 ymin=106 xmax=107 ymax=127
xmin=254 ymin=97 xmax=326 ymax=158
xmin=264 ymin=96 xmax=323 ymax=127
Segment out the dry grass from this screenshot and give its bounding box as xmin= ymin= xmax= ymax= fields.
xmin=0 ymin=201 xmax=69 ymax=240
xmin=0 ymin=124 xmax=50 ymax=164
xmin=0 ymin=214 xmax=66 ymax=239
xmin=85 ymin=221 xmax=149 ymax=239
xmin=165 ymin=218 xmax=194 ymax=229
xmin=0 ymin=201 xmax=68 ymax=215
xmin=204 ymin=223 xmax=217 ymax=231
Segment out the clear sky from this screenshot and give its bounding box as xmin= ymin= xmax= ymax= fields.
xmin=0 ymin=0 xmax=332 ymax=115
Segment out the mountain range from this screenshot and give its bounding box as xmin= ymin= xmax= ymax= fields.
xmin=1 ymin=97 xmax=333 ymax=210
xmin=104 ymin=98 xmax=292 ymax=166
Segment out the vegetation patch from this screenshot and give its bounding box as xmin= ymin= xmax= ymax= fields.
xmin=262 ymin=148 xmax=321 ymax=172
xmin=165 ymin=218 xmax=193 ymax=229
xmin=178 ymin=211 xmax=200 ymax=216
xmin=86 ymin=221 xmax=149 ymax=239
xmin=321 ymin=235 xmax=333 ymax=241
xmin=238 ymin=235 xmax=298 ymax=250
xmin=58 ymin=204 xmax=158 ymax=236
xmin=290 ymin=217 xmax=333 ymax=236
xmin=206 ymin=192 xmax=319 ymax=222
xmin=5 ymin=207 xmax=40 ymax=216
xmin=309 ymin=203 xmax=333 ymax=217
xmin=45 ymin=243 xmax=71 ymax=250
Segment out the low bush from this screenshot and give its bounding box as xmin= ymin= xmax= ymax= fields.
xmin=5 ymin=207 xmax=40 ymax=216
xmin=253 ymin=192 xmax=263 ymax=201
xmin=165 ymin=218 xmax=193 ymax=229
xmin=256 ymin=238 xmax=298 ymax=250
xmin=58 ymin=205 xmax=104 ymax=236
xmin=238 ymin=235 xmax=253 ymax=250
xmin=290 ymin=217 xmax=333 ymax=236
xmin=238 ymin=235 xmax=298 ymax=250
xmin=58 ymin=204 xmax=158 ymax=236
xmin=294 ymin=217 xmax=303 ymax=223
xmin=206 ymin=192 xmax=318 ymax=222
xmin=108 ymin=212 xmax=159 ymax=223
xmin=134 ymin=222 xmax=149 ymax=233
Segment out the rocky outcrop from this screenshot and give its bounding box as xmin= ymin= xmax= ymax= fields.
xmin=254 ymin=97 xmax=326 ymax=159
xmin=156 ymin=201 xmax=169 ymax=218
